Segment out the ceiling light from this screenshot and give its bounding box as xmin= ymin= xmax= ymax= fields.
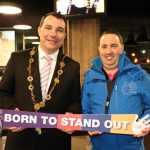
xmin=25 ymin=36 xmax=38 ymax=39
xmin=0 ymin=2 xmax=22 ymax=14
xmin=125 ymin=33 xmax=137 ymax=47
xmin=32 ymin=42 xmax=40 ymax=45
xmin=13 ymin=23 xmax=32 ymax=30
xmin=136 ymin=26 xmax=150 ymax=43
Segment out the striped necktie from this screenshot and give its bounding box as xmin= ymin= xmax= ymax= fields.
xmin=40 ymin=55 xmax=51 ymax=100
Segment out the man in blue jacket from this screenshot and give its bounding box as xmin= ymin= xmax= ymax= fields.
xmin=81 ymin=29 xmax=150 ymax=150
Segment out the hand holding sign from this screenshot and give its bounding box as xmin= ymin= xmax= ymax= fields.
xmin=7 ymin=108 xmax=25 ymax=133
xmin=132 ymin=114 xmax=150 ymax=135
xmin=59 ymin=112 xmax=75 ymax=134
xmin=88 ymin=130 xmax=102 ymax=136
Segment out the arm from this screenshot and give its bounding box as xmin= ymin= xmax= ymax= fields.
xmin=135 ymin=71 xmax=150 ymax=137
xmin=81 ymin=80 xmax=91 ymax=114
xmin=0 ymin=52 xmax=18 ymax=110
xmin=141 ymin=72 xmax=150 ymax=118
xmin=0 ymin=53 xmax=25 ymax=132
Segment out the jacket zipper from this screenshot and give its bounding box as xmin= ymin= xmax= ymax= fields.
xmin=115 ymin=81 xmax=119 ymax=148
xmin=115 ymin=82 xmax=118 ymax=113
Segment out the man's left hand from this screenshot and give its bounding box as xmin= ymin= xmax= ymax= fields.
xmin=134 ymin=127 xmax=150 ymax=138
xmin=133 ymin=115 xmax=150 ymax=138
xmin=59 ymin=112 xmax=75 ymax=134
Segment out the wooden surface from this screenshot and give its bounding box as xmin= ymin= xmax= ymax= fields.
xmin=144 ymin=133 xmax=150 ymax=150
xmin=64 ymin=18 xmax=100 ymax=83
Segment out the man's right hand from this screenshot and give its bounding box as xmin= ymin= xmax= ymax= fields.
xmin=8 ymin=108 xmax=25 ymax=132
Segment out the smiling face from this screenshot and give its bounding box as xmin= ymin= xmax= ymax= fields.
xmin=38 ymin=15 xmax=66 ymax=54
xmin=98 ymin=34 xmax=124 ymax=72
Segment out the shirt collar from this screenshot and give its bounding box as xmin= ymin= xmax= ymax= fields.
xmin=38 ymin=45 xmax=59 ymax=61
xmin=102 ymin=67 xmax=118 ymax=81
xmin=107 ymin=69 xmax=118 ymax=80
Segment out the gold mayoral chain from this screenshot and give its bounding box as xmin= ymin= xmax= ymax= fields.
xmin=27 ymin=47 xmax=66 ymax=132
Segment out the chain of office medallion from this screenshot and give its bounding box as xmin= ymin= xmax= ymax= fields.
xmin=27 ymin=47 xmax=66 ymax=111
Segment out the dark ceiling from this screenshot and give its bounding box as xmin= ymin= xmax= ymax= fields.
xmin=0 ymin=0 xmax=150 ymax=29
xmin=107 ymin=0 xmax=150 ymax=17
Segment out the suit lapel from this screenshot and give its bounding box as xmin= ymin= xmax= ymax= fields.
xmin=31 ymin=47 xmax=42 ymax=102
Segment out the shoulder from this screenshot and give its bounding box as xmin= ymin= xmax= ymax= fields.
xmin=126 ymin=64 xmax=150 ymax=81
xmin=65 ymin=56 xmax=80 ymax=66
xmin=11 ymin=48 xmax=33 ymax=56
xmin=10 ymin=47 xmax=38 ymax=61
xmin=59 ymin=54 xmax=80 ymax=69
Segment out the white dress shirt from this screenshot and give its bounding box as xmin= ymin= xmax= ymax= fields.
xmin=38 ymin=46 xmax=59 ymax=98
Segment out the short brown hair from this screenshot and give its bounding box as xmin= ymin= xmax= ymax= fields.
xmin=99 ymin=29 xmax=123 ymax=44
xmin=39 ymin=12 xmax=66 ymax=27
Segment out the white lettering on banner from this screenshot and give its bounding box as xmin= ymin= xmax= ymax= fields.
xmin=41 ymin=116 xmax=57 ymax=125
xmin=4 ymin=114 xmax=11 ymax=122
xmin=41 ymin=116 xmax=48 ymax=124
xmin=113 ymin=121 xmax=121 ymax=129
xmin=105 ymin=120 xmax=112 ymax=128
xmin=122 ymin=121 xmax=129 ymax=129
xmin=12 ymin=115 xmax=20 ymax=123
xmin=83 ymin=119 xmax=91 ymax=127
xmin=104 ymin=120 xmax=129 ymax=129
xmin=92 ymin=119 xmax=100 ymax=127
xmin=4 ymin=114 xmax=37 ymax=124
xmin=61 ymin=117 xmax=68 ymax=126
xmin=48 ymin=117 xmax=57 ymax=125
xmin=69 ymin=118 xmax=76 ymax=126
xmin=61 ymin=118 xmax=100 ymax=127
xmin=21 ymin=115 xmax=37 ymax=124
xmin=74 ymin=119 xmax=82 ymax=126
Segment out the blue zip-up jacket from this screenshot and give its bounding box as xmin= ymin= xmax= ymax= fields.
xmin=81 ymin=52 xmax=150 ymax=150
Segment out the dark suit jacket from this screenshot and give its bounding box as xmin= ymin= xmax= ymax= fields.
xmin=0 ymin=47 xmax=81 ymax=150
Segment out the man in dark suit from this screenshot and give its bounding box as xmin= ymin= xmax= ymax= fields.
xmin=0 ymin=12 xmax=81 ymax=150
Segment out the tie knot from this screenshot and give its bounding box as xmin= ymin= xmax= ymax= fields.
xmin=44 ymin=55 xmax=51 ymax=61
